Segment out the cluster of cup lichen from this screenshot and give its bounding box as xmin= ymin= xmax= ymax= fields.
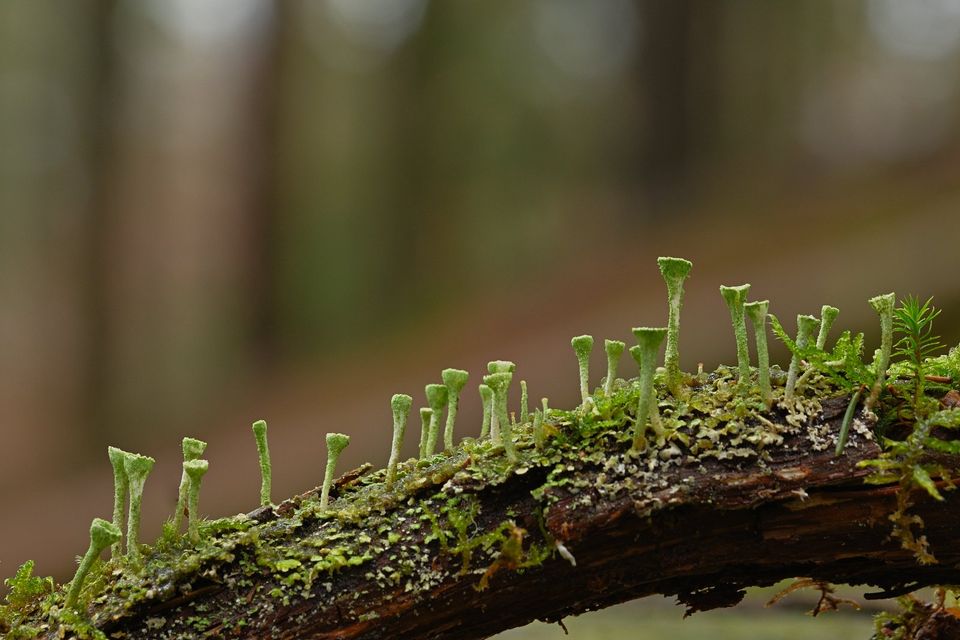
xmin=2 ymin=257 xmax=955 ymax=639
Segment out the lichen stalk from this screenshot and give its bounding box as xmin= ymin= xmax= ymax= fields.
xmin=744 ymin=300 xmax=772 ymax=409
xmin=424 ymin=383 xmax=449 ymax=456
xmin=441 ymin=369 xmax=469 ymax=451
xmin=785 ymin=314 xmax=821 ymax=401
xmin=816 ymin=305 xmax=840 ymax=350
xmin=107 ymin=447 xmax=128 ymax=557
xmin=252 ymin=422 xmax=272 ymax=507
xmin=533 ymin=409 xmax=544 ymax=449
xmin=418 ymin=408 xmax=432 ymax=457
xmin=320 ymin=433 xmax=350 ymax=510
xmin=64 ymin=518 xmax=121 ymax=611
xmin=720 ymin=284 xmax=752 ymax=394
xmin=123 ymin=452 xmax=155 ymax=567
xmin=182 ymin=459 xmax=209 ymax=544
xmin=865 ymin=292 xmax=896 ymax=414
xmin=173 ymin=437 xmax=207 ymax=532
xmin=484 ymin=371 xmax=517 ymax=461
xmin=631 ymin=327 xmax=667 ymax=451
xmin=658 ymin=256 xmax=693 ymax=397
xmin=519 ymin=380 xmax=528 ymax=424
xmin=478 ymin=384 xmax=493 ymax=440
xmin=386 ymin=394 xmax=413 ymax=488
xmin=571 ymin=335 xmax=594 ymax=405
xmin=603 ymin=339 xmax=625 ymax=395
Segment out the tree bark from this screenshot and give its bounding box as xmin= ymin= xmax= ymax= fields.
xmin=38 ymin=397 xmax=960 ymax=639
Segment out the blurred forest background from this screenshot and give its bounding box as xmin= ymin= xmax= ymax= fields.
xmin=3 ymin=1 xmax=960 ymax=637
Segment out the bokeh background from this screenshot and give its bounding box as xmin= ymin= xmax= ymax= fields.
xmin=3 ymin=1 xmax=960 ymax=637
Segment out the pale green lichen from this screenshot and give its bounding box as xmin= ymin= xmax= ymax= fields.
xmin=320 ymin=433 xmax=350 ymax=509
xmin=64 ymin=518 xmax=121 ymax=611
xmin=785 ymin=314 xmax=820 ymax=401
xmin=183 ymin=459 xmax=209 ymax=543
xmin=720 ymin=284 xmax=752 ymax=394
xmin=631 ymin=327 xmax=667 ymax=450
xmin=424 ymin=383 xmax=449 ymax=456
xmin=816 ymin=305 xmax=840 ymax=350
xmin=387 ymin=394 xmax=413 ymax=488
xmin=519 ymin=380 xmax=528 ymax=424
xmin=744 ymin=300 xmax=772 ymax=409
xmin=603 ymin=339 xmax=625 ymax=396
xmin=658 ymin=256 xmax=693 ymax=397
xmin=252 ymin=422 xmax=271 ymax=507
xmin=487 ymin=360 xmax=516 ymax=374
xmin=173 ymin=438 xmax=207 ymax=532
xmin=441 ymin=369 xmax=469 ymax=451
xmin=571 ymin=335 xmax=594 ymax=405
xmin=123 ymin=452 xmax=156 ymax=567
xmin=483 ymin=371 xmax=517 ymax=461
xmin=865 ymin=292 xmax=896 ymax=414
xmin=478 ymin=384 xmax=493 ymax=440
xmin=419 ymin=407 xmax=433 ymax=457
xmin=107 ymin=447 xmax=129 ymax=558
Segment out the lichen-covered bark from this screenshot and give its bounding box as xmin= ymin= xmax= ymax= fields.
xmin=15 ymin=379 xmax=960 ymax=640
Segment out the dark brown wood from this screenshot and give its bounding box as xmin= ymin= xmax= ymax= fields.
xmin=41 ymin=398 xmax=960 ymax=639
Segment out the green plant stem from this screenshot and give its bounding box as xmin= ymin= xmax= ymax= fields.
xmin=519 ymin=380 xmax=528 ymax=424
xmin=835 ymin=388 xmax=862 ymax=457
xmin=604 ymin=339 xmax=625 ymax=396
xmin=183 ymin=459 xmax=209 ymax=543
xmin=478 ymin=384 xmax=493 ymax=440
xmin=484 ymin=372 xmax=516 ymax=461
xmin=631 ymin=327 xmax=667 ymax=450
xmin=123 ymin=453 xmax=155 ymax=568
xmin=785 ymin=315 xmax=820 ymax=401
xmin=817 ymin=305 xmax=840 ymax=350
xmin=173 ymin=438 xmax=207 ymax=532
xmin=442 ymin=369 xmax=469 ymax=451
xmin=425 ymin=383 xmax=448 ymax=456
xmin=418 ymin=408 xmax=431 ymax=458
xmin=571 ymin=335 xmax=594 ymax=405
xmin=107 ymin=447 xmax=128 ymax=558
xmin=865 ymin=293 xmax=896 ymax=414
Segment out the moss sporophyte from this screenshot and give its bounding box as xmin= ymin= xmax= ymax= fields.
xmin=11 ymin=255 xmax=957 ymax=638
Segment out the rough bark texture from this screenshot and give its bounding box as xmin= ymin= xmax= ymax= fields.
xmin=22 ymin=397 xmax=960 ymax=640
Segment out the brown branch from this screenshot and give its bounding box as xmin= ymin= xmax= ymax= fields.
xmin=29 ymin=397 xmax=960 ymax=639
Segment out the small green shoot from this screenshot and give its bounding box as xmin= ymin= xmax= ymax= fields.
xmin=64 ymin=519 xmax=121 ymax=610
xmin=252 ymin=422 xmax=271 ymax=507
xmin=720 ymin=284 xmax=752 ymax=394
xmin=571 ymin=335 xmax=594 ymax=405
xmin=603 ymin=339 xmax=625 ymax=396
xmin=387 ymin=394 xmax=413 ymax=488
xmin=320 ymin=433 xmax=350 ymax=509
xmin=442 ymin=369 xmax=469 ymax=451
xmin=658 ymin=256 xmax=692 ymax=397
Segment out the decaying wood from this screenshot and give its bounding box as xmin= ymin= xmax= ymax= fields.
xmin=39 ymin=397 xmax=960 ymax=639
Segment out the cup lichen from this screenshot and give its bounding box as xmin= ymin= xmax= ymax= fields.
xmin=865 ymin=292 xmax=896 ymax=414
xmin=424 ymin=383 xmax=449 ymax=456
xmin=631 ymin=327 xmax=667 ymax=451
xmin=387 ymin=393 xmax=413 ymax=488
xmin=173 ymin=438 xmax=207 ymax=532
xmin=658 ymin=256 xmax=693 ymax=397
xmin=784 ymin=314 xmax=820 ymax=401
xmin=183 ymin=458 xmax=209 ymax=543
xmin=483 ymin=371 xmax=517 ymax=461
xmin=519 ymin=380 xmax=528 ymax=424
xmin=64 ymin=518 xmax=121 ymax=611
xmin=603 ymin=339 xmax=625 ymax=396
xmin=720 ymin=284 xmax=752 ymax=394
xmin=123 ymin=452 xmax=155 ymax=567
xmin=478 ymin=384 xmax=493 ymax=440
xmin=744 ymin=300 xmax=772 ymax=409
xmin=816 ymin=305 xmax=840 ymax=350
xmin=441 ymin=369 xmax=469 ymax=451
xmin=252 ymin=421 xmax=271 ymax=507
xmin=571 ymin=335 xmax=594 ymax=405
xmin=107 ymin=446 xmax=129 ymax=558
xmin=418 ymin=408 xmax=432 ymax=457
xmin=320 ymin=433 xmax=350 ymax=509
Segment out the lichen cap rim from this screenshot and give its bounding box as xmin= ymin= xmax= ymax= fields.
xmin=391 ymin=393 xmax=413 ymax=414
xmin=487 ymin=360 xmax=516 ymax=374
xmin=869 ymin=292 xmax=896 ymax=314
xmin=90 ymin=517 xmax=122 ymax=548
xmin=657 ymin=256 xmax=693 ymax=280
xmin=631 ymin=327 xmax=668 ymax=348
xmin=123 ymin=453 xmax=156 ymax=478
xmin=797 ymin=314 xmax=821 ymax=333
xmin=425 ymin=384 xmax=449 ymax=411
xmin=571 ymin=335 xmax=594 ymax=354
xmin=325 ymin=432 xmax=351 ymax=454
xmin=182 ymin=437 xmax=207 ymax=460
xmin=744 ymin=300 xmax=770 ymax=321
xmin=441 ymin=369 xmax=469 ymax=391
xmin=482 ymin=371 xmax=513 ymax=392
xmin=183 ymin=458 xmax=209 ymax=480
xmin=719 ymin=284 xmax=751 ymax=306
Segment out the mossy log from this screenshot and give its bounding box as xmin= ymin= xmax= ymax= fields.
xmin=18 ymin=391 xmax=960 ymax=639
